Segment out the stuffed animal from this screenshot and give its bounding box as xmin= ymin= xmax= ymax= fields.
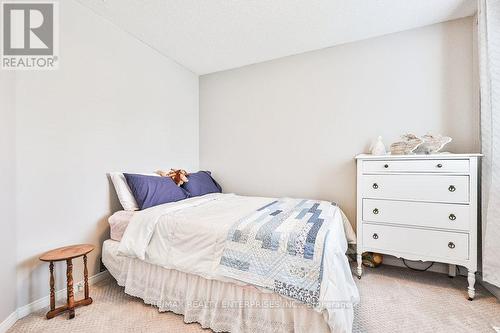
xmin=362 ymin=252 xmax=383 ymax=268
xmin=156 ymin=169 xmax=189 ymax=186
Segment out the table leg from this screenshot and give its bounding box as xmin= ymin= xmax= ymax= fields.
xmin=83 ymin=254 xmax=90 ymax=300
xmin=49 ymin=262 xmax=55 ymax=312
xmin=66 ymin=259 xmax=75 ymax=319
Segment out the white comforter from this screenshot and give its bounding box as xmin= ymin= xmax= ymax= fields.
xmin=118 ymin=193 xmax=359 ymax=332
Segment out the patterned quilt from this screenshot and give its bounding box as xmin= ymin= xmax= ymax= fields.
xmin=218 ymin=198 xmax=338 ymax=306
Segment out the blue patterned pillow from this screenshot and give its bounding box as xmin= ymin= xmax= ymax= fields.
xmin=124 ymin=173 xmax=189 ymax=210
xmin=182 ymin=171 xmax=222 ymax=197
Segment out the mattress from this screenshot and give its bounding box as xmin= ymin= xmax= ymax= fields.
xmin=108 ymin=210 xmax=135 ymax=241
xmin=103 ymin=239 xmax=332 ymax=333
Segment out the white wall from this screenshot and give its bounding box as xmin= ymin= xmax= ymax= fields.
xmin=200 ymin=17 xmax=478 ymax=226
xmin=0 ymin=72 xmax=18 ymax=323
xmin=14 ymin=0 xmax=199 ymax=308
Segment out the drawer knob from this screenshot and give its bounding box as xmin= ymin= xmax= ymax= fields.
xmin=384 ymin=164 xmax=389 ymax=169
xmin=448 ymin=242 xmax=455 ymax=249
xmin=448 ymin=185 xmax=456 ymax=192
xmin=437 ymin=163 xmax=443 ymax=168
xmin=373 ymin=208 xmax=379 ymax=215
xmin=373 ymin=233 xmax=379 ymax=240
xmin=372 ymin=183 xmax=379 ymax=189
xmin=449 ymin=213 xmax=456 ymax=221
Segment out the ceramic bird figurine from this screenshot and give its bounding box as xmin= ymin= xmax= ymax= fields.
xmin=414 ymin=134 xmax=452 ymax=154
xmin=390 ymin=134 xmax=423 ymax=155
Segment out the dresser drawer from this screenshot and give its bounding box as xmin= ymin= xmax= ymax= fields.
xmin=363 ymin=159 xmax=469 ymax=174
xmin=363 ymin=223 xmax=469 ymax=261
xmin=361 ymin=174 xmax=469 ymax=203
xmin=362 ymin=199 xmax=470 ymax=231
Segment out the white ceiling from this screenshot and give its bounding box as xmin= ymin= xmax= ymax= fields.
xmin=77 ymin=0 xmax=476 ymax=75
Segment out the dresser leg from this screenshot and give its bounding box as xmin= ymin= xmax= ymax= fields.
xmin=467 ymin=270 xmax=476 ymax=300
xmin=357 ymin=254 xmax=362 ymax=279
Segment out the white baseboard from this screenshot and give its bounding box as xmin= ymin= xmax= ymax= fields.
xmin=0 ymin=311 xmax=18 ymax=333
xmin=382 ymin=255 xmax=500 ymax=300
xmin=17 ymin=270 xmax=110 ymax=319
xmin=481 ymin=280 xmax=500 ymax=300
xmin=0 ymin=270 xmax=110 ymax=332
xmin=381 ymin=255 xmax=451 ymax=275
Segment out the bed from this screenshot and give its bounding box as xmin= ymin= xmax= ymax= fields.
xmin=103 ymin=192 xmax=359 ymax=333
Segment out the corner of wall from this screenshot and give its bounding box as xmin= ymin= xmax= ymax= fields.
xmin=0 ymin=71 xmax=18 ymax=331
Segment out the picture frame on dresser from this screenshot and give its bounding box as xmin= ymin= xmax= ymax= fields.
xmin=355 ymin=153 xmax=482 ymax=300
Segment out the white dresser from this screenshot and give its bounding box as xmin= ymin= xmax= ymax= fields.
xmin=355 ymin=153 xmax=481 ymax=300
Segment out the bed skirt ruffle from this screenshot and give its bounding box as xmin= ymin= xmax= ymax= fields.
xmin=102 ymin=240 xmax=331 ymax=333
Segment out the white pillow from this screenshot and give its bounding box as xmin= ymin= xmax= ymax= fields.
xmin=109 ymin=172 xmax=160 ymax=211
xmin=110 ymin=172 xmax=139 ymax=211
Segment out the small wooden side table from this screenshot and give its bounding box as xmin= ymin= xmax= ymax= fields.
xmin=39 ymin=244 xmax=95 ymax=319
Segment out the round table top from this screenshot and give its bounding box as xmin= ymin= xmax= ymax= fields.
xmin=39 ymin=244 xmax=95 ymax=262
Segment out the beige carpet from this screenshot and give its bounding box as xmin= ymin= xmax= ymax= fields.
xmin=8 ymin=264 xmax=500 ymax=333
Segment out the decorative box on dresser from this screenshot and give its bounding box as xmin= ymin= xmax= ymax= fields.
xmin=355 ymin=153 xmax=482 ymax=300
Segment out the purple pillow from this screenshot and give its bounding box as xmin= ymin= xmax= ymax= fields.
xmin=182 ymin=171 xmax=222 ymax=197
xmin=124 ymin=173 xmax=189 ymax=210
